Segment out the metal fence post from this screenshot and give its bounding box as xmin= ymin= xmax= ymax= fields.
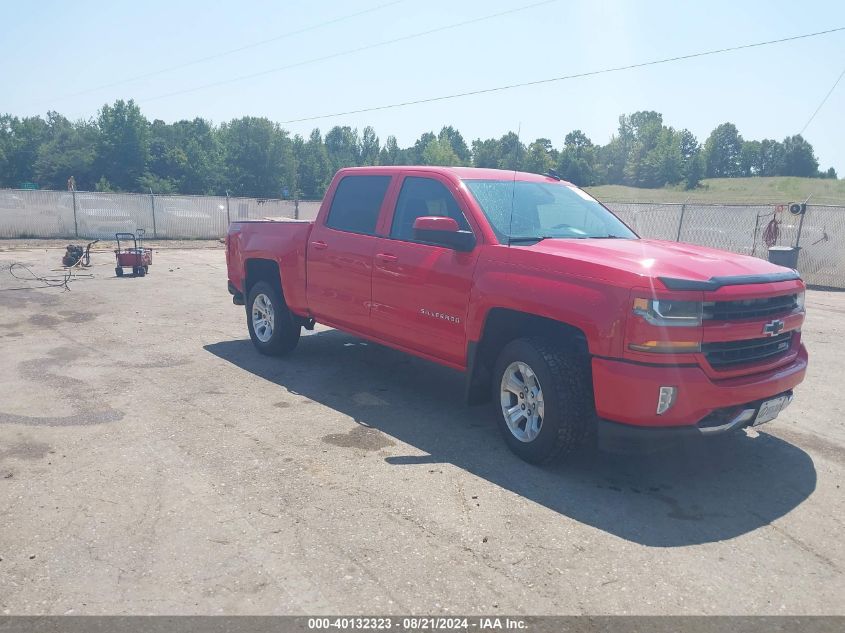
xmin=149 ymin=189 xmax=158 ymax=238
xmin=225 ymin=191 xmax=231 ymax=225
xmin=675 ymin=199 xmax=688 ymax=242
xmin=294 ymin=196 xmax=299 ymax=220
xmin=795 ymin=205 xmax=809 ymax=249
xmin=71 ymin=188 xmax=79 ymax=237
xmin=750 ymin=212 xmax=762 ymax=257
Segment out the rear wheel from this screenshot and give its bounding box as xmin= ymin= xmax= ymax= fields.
xmin=246 ymin=280 xmax=300 ymax=356
xmin=493 ymin=337 xmax=594 ymax=464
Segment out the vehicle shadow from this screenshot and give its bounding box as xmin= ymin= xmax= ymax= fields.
xmin=204 ymin=329 xmax=817 ymax=547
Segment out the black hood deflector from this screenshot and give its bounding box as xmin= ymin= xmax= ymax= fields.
xmin=659 ymin=270 xmax=801 ymax=291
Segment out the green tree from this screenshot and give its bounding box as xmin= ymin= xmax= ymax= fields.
xmin=740 ymin=140 xmax=761 ymax=176
xmin=558 ymin=130 xmax=596 ymax=186
xmin=324 ymin=126 xmax=361 ymax=170
xmin=296 ymin=129 xmax=332 ymax=198
xmin=438 ymin=126 xmax=471 ymax=164
xmin=0 ymin=114 xmax=49 ymax=187
xmin=471 ymin=137 xmax=501 ymax=168
xmin=172 ymin=118 xmax=222 ymax=194
xmin=757 ymin=139 xmax=785 ymax=176
xmin=220 ymin=116 xmax=293 ymax=197
xmin=780 ymin=135 xmax=818 ymax=177
xmin=34 ymin=112 xmax=98 ymax=190
xmin=378 ymin=135 xmax=401 ymax=165
xmin=677 ymin=128 xmax=702 ymax=188
xmin=95 ymin=99 xmax=150 ymax=190
xmin=360 ymin=126 xmax=380 ymax=166
xmin=471 ymin=132 xmax=524 ymax=170
xmin=407 ymin=131 xmax=436 ymax=164
xmin=523 ymin=138 xmax=556 ymax=174
xmin=95 ymin=176 xmax=114 ymax=192
xmin=497 ymin=132 xmax=524 ymax=170
xmin=704 ymin=122 xmax=743 ymax=177
xmin=420 ymin=137 xmax=461 ymax=166
xmin=137 ymin=172 xmax=178 ymax=194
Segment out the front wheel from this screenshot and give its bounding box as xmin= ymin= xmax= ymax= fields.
xmin=246 ymin=280 xmax=300 ymax=356
xmin=493 ymin=337 xmax=594 ymax=464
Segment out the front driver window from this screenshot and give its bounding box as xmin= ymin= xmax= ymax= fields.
xmin=390 ymin=177 xmax=470 ymax=242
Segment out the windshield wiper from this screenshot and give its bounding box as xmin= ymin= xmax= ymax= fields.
xmin=508 ymin=236 xmax=548 ymax=244
xmin=509 ymin=236 xmax=598 ymax=244
xmin=509 ymin=235 xmax=597 ymax=244
xmin=590 ymin=235 xmax=627 ymax=239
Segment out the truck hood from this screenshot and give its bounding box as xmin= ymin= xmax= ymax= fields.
xmin=522 ymin=238 xmax=795 ymax=287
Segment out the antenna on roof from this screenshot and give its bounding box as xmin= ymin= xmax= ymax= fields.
xmin=545 ymin=168 xmax=561 ymax=181
xmin=507 ymin=122 xmax=521 ymax=246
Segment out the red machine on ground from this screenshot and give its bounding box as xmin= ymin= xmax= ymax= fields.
xmin=114 ymin=230 xmax=152 ymax=277
xmin=225 ymin=166 xmax=808 ymax=463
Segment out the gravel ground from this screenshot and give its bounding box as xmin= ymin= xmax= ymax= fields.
xmin=0 ymin=246 xmax=842 ymax=615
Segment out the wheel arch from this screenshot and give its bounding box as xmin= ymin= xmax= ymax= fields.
xmin=465 ymin=308 xmax=590 ymax=405
xmin=243 ymin=257 xmax=314 ymax=330
xmin=244 ymin=258 xmax=282 ymax=295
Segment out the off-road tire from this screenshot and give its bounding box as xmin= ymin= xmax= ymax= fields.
xmin=492 ymin=337 xmax=594 ymax=464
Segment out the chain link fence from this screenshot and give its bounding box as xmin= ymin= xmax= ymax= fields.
xmin=607 ymin=202 xmax=845 ymax=289
xmin=0 ymin=188 xmax=322 ymax=240
xmin=0 ymin=188 xmax=842 ymax=288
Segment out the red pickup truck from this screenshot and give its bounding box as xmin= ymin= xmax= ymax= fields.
xmin=226 ymin=166 xmax=807 ymax=463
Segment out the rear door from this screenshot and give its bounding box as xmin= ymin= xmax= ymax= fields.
xmin=370 ymin=173 xmax=481 ymax=367
xmin=306 ymin=173 xmax=394 ymax=332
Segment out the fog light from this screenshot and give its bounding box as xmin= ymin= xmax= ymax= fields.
xmin=656 ymin=386 xmax=677 ymax=415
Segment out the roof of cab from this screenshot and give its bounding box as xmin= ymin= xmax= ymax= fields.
xmin=336 ymin=165 xmax=572 ymax=185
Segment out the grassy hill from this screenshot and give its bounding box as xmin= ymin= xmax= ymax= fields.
xmin=587 ymin=177 xmax=845 ymax=205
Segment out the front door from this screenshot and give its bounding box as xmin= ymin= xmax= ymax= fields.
xmin=371 ymin=174 xmax=480 ymax=367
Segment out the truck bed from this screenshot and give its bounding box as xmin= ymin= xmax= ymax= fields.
xmin=226 ymin=219 xmax=314 ymax=316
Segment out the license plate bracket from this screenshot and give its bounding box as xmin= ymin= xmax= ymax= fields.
xmin=753 ymin=395 xmax=788 ymax=426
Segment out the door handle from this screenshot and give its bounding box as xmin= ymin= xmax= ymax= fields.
xmin=376 ymin=253 xmax=398 ymax=263
xmin=311 ymin=240 xmax=328 ymax=250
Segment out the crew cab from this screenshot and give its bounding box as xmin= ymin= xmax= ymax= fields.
xmin=225 ymin=166 xmax=808 ymax=463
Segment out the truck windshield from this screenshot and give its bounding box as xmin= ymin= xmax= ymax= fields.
xmin=463 ymin=179 xmax=637 ymax=243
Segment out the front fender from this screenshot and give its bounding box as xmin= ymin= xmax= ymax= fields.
xmin=467 ymin=263 xmax=629 ymax=358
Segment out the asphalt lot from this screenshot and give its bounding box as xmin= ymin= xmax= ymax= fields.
xmin=0 ymin=243 xmax=843 ymax=615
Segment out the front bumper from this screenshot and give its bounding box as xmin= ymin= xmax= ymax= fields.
xmin=591 ymin=343 xmax=808 ymax=429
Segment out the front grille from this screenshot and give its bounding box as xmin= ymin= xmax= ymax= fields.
xmin=703 ymin=331 xmax=793 ymax=369
xmin=704 ymin=294 xmax=797 ymax=321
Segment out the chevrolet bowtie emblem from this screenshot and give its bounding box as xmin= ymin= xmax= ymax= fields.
xmin=762 ymin=319 xmax=785 ymax=337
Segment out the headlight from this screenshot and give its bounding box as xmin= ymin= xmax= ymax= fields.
xmin=796 ymin=291 xmax=805 ymax=312
xmin=633 ymin=298 xmax=703 ymax=327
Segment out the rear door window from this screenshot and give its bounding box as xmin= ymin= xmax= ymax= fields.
xmin=325 ymin=175 xmax=391 ymax=235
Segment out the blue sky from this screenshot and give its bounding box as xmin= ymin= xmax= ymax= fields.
xmin=2 ymin=0 xmax=844 ymax=173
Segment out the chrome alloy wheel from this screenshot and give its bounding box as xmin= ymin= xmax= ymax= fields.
xmin=500 ymin=361 xmax=545 ymax=443
xmin=251 ymin=293 xmax=275 ymax=343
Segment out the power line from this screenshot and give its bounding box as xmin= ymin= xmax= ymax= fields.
xmin=799 ymin=64 xmax=845 ymax=135
xmin=274 ymin=26 xmax=845 ymax=124
xmin=141 ymin=0 xmax=559 ymax=102
xmin=37 ymin=0 xmax=408 ymax=105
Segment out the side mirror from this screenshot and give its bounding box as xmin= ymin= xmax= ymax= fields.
xmin=412 ymin=216 xmax=476 ymax=252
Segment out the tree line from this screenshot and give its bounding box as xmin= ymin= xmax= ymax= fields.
xmin=0 ymin=100 xmax=836 ymax=199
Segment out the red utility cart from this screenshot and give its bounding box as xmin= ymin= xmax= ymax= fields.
xmin=114 ymin=230 xmax=152 ymax=277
